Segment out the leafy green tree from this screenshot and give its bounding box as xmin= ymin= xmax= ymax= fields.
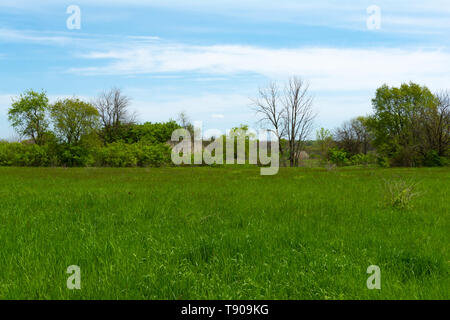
xmin=368 ymin=82 xmax=438 ymax=166
xmin=50 ymin=98 xmax=100 ymax=145
xmin=224 ymin=124 xmax=256 ymax=163
xmin=316 ymin=128 xmax=333 ymax=159
xmin=8 ymin=89 xmax=50 ymax=145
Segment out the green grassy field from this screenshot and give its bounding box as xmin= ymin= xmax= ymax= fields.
xmin=0 ymin=166 xmax=448 ymax=300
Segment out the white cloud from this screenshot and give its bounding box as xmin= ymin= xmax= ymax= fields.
xmin=212 ymin=114 xmax=225 ymax=119
xmin=70 ymin=42 xmax=450 ymax=92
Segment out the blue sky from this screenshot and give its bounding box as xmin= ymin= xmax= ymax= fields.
xmin=1 ymin=0 xmax=450 ymax=139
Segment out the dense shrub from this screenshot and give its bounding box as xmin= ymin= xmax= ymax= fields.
xmin=95 ymin=142 xmax=171 ymax=167
xmin=423 ymin=150 xmax=448 ymax=167
xmin=350 ymin=153 xmax=372 ymax=166
xmin=377 ymin=156 xmax=391 ymax=168
xmin=327 ymin=148 xmax=377 ymax=167
xmin=95 ymin=143 xmax=137 ymax=167
xmin=0 ymin=140 xmax=172 ymax=168
xmin=0 ymin=142 xmax=50 ymax=166
xmin=134 ymin=143 xmax=172 ymax=167
xmin=57 ymin=144 xmax=94 ymax=167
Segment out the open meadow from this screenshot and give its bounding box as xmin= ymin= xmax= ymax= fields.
xmin=0 ymin=166 xmax=448 ymax=299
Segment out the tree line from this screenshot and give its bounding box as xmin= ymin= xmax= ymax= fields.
xmin=1 ymin=79 xmax=449 ymax=168
xmin=252 ymin=78 xmax=450 ymax=167
xmin=2 ymin=88 xmax=179 ymax=167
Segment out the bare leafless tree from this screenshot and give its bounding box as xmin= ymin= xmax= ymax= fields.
xmin=94 ymin=88 xmax=134 ymax=128
xmin=436 ymin=90 xmax=450 ymax=156
xmin=177 ymin=111 xmax=195 ymax=139
xmin=282 ymin=77 xmax=316 ymax=167
xmin=420 ymin=90 xmax=450 ymax=157
xmin=177 ymin=111 xmax=190 ymax=129
xmin=93 ymin=88 xmax=135 ymax=143
xmin=251 ymin=82 xmax=286 ymax=142
xmin=335 ymin=117 xmax=372 ymax=155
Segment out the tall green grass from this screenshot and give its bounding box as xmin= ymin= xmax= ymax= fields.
xmin=0 ymin=167 xmax=448 ymax=299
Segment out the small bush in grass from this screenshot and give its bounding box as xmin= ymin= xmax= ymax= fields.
xmin=327 ymin=148 xmax=349 ymax=166
xmin=383 ymin=179 xmax=420 ymax=210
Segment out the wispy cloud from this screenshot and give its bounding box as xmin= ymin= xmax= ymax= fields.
xmin=69 ymin=42 xmax=450 ymax=92
xmin=0 ymin=29 xmax=70 ymax=45
xmin=0 ymin=28 xmax=159 ymax=48
xmin=6 ymin=27 xmax=446 ymax=93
